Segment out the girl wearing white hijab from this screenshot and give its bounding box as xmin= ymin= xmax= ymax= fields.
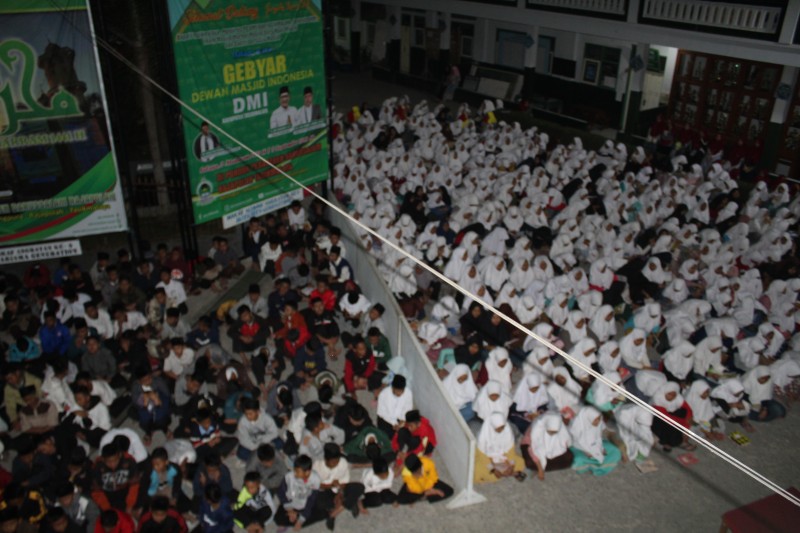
xmin=770 ymin=359 xmax=800 ymax=405
xmin=485 ymin=347 xmax=513 ymax=394
xmin=509 ymin=258 xmax=536 ymax=292
xmin=521 ymin=413 xmax=573 ymax=480
xmin=619 ymin=328 xmax=652 ymax=370
xmin=547 ymin=367 xmax=582 ymax=420
xmin=597 ymin=341 xmax=621 ymax=373
xmin=546 ymin=292 xmax=571 ymax=327
xmin=477 ymin=255 xmax=510 ymax=293
xmin=616 ymin=405 xmax=654 ymax=462
xmin=569 ymin=406 xmax=622 ymax=476
xmin=473 ymin=380 xmax=512 ymax=421
xmin=590 ymin=305 xmax=617 ymax=344
xmin=444 ymin=246 xmax=471 ymax=282
xmin=431 ymin=296 xmax=460 ymax=330
xmin=650 ymin=381 xmax=695 ymax=451
xmin=514 ymin=296 xmax=542 ymax=326
xmin=663 ymin=277 xmax=689 ymax=304
xmin=564 ymin=310 xmax=589 ymax=345
xmin=586 ymin=371 xmax=625 ymax=413
xmin=742 ymin=366 xmax=786 ymax=423
xmin=686 ymin=381 xmax=723 ymax=440
xmin=532 ymin=256 xmax=555 ymax=281
xmin=576 ymin=290 xmax=603 ymax=320
xmin=692 ymin=335 xmax=729 ymax=380
xmin=710 ymin=378 xmax=754 ymax=432
xmin=442 ymin=364 xmax=479 ymax=422
xmin=633 ymin=303 xmax=662 ymax=334
xmin=475 ymin=412 xmax=527 ymax=483
xmin=642 ymin=257 xmax=670 ymax=286
xmin=589 ymin=258 xmax=615 ymax=292
xmin=523 ymin=347 xmax=555 ymax=383
xmin=509 ymin=373 xmax=550 ymax=433
xmin=661 ymin=340 xmax=695 ymax=383
xmin=567 ymin=338 xmax=598 ymax=383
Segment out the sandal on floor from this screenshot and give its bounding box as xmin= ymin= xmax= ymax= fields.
xmin=515 ymin=471 xmax=527 ymax=482
xmin=680 ymin=442 xmax=697 ymax=451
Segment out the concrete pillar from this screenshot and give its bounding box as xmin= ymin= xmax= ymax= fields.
xmin=522 ymin=26 xmax=538 ymax=99
xmin=350 ymin=0 xmax=361 ymax=71
xmin=386 ymin=5 xmax=401 ymax=74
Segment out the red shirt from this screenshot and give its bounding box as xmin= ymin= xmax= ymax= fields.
xmin=310 ymin=288 xmax=337 ymax=312
xmin=343 ymin=351 xmax=376 ymax=392
xmin=94 ymin=509 xmax=135 ymax=533
xmin=654 ymin=402 xmax=693 ymax=429
xmin=391 ymin=416 xmax=438 ymax=455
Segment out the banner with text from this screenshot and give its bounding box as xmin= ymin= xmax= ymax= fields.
xmin=0 ymin=0 xmax=127 ymax=246
xmin=168 ymin=0 xmax=329 ymax=225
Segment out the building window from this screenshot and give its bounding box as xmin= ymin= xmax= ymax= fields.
xmin=584 ymin=43 xmax=620 ymax=88
xmin=496 ymin=29 xmax=527 ymax=70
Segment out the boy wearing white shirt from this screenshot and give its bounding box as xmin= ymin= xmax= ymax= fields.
xmin=163 ymin=338 xmax=197 ymax=382
xmin=376 ymin=375 xmax=413 ymax=439
xmin=84 ymin=301 xmax=114 ymax=340
xmin=70 ymin=385 xmax=111 ymax=448
xmin=41 ymin=358 xmax=75 ymax=414
xmin=236 ymin=397 xmax=280 ymax=461
xmin=112 ymin=306 xmax=148 ymax=337
xmin=360 ymin=457 xmax=397 ymax=509
xmin=313 ymin=443 xmax=365 ymax=526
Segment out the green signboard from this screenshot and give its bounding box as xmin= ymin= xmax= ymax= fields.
xmin=0 ymin=0 xmax=127 ymax=246
xmin=168 ymin=0 xmax=329 ymax=226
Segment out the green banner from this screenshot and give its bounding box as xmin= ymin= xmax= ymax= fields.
xmin=168 ymin=0 xmax=329 ymax=225
xmin=0 ymin=0 xmax=127 ymax=246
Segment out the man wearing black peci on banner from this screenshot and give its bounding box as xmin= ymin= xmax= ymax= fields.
xmin=194 ymin=121 xmax=220 ymax=162
xmin=293 ymin=86 xmax=321 ymax=126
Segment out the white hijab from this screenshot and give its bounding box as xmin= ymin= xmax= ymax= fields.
xmin=710 ymin=378 xmax=746 ymax=403
xmin=477 ymin=412 xmax=515 ymax=461
xmin=590 ymin=305 xmax=617 ymax=343
xmin=589 ymin=259 xmax=614 ymax=290
xmin=686 ymin=380 xmax=715 ymax=425
xmin=564 ymin=310 xmax=588 ymax=344
xmin=569 ymin=406 xmax=605 ymax=459
xmin=634 ymin=369 xmax=667 ymax=399
xmin=692 ymin=335 xmax=725 ymax=376
xmin=473 ymin=380 xmax=512 ymax=421
xmin=528 ymin=413 xmax=572 ymax=468
xmin=546 ymin=367 xmax=582 ymax=411
xmin=678 ymin=259 xmax=699 ymax=281
xmin=742 ymin=366 xmax=773 ymax=406
xmin=770 ymin=359 xmax=800 ymax=388
xmin=485 ymin=347 xmax=513 ymax=394
xmin=442 ymin=364 xmax=478 ymax=409
xmin=597 ymin=341 xmax=621 ymax=373
xmin=620 ymin=328 xmax=650 ymax=369
xmin=661 ymin=341 xmax=695 ymax=380
xmin=567 ymin=338 xmax=598 ymax=381
xmin=512 ymin=372 xmax=550 ymax=413
xmin=523 ymin=347 xmax=555 ymax=382
xmin=642 ymin=257 xmax=668 ymax=285
xmin=651 ymin=381 xmax=685 ymax=413
xmin=633 ymin=303 xmax=661 ymax=333
xmin=589 ymin=370 xmax=623 ymax=406
xmin=664 ymin=278 xmax=689 ymax=304
xmin=616 ymin=405 xmax=654 ymax=460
